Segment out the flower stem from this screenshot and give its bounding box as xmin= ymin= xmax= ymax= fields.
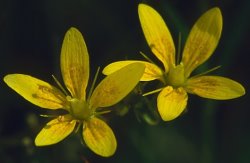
xmin=200 ymin=100 xmax=217 ymax=163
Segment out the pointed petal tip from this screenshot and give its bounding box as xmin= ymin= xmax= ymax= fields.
xmin=212 ymin=7 xmax=222 ymax=21
xmin=3 ymin=74 xmax=16 ymax=83
xmin=211 ymin=7 xmax=221 ymax=14
xmin=68 ymin=27 xmax=80 ymax=33
xmin=34 ymin=138 xmax=49 ymax=147
xmin=235 ymin=83 xmax=246 ymax=98
xmin=207 ymin=7 xmax=222 ymax=26
xmin=34 ymin=137 xmax=57 ymax=147
xmin=3 ymin=74 xmax=10 ymax=84
xmin=138 ymin=3 xmax=149 ymax=10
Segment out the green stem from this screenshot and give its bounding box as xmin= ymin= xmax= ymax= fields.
xmin=200 ymin=100 xmax=217 ymax=163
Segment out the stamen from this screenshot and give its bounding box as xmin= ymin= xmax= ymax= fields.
xmin=191 ymin=65 xmax=221 ymax=78
xmin=140 ymin=51 xmax=166 ymax=77
xmin=52 ymin=75 xmax=69 ymax=96
xmin=140 ymin=51 xmax=156 ymax=64
xmin=39 ymin=114 xmax=58 ymax=118
xmin=176 ymin=32 xmax=182 ymax=64
xmin=74 ymin=122 xmax=81 ymax=133
xmin=143 ymin=88 xmax=163 ymax=96
xmin=95 ymin=110 xmax=111 ymax=116
xmin=87 ymin=67 xmax=100 ymax=102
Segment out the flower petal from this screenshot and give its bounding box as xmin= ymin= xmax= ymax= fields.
xmin=35 ymin=115 xmax=76 ymax=146
xmin=103 ymin=60 xmax=163 ymax=81
xmin=90 ymin=63 xmax=145 ymax=109
xmin=182 ymin=7 xmax=222 ymax=78
xmin=186 ymin=76 xmax=245 ymax=100
xmin=157 ymin=86 xmax=188 ymax=121
xmin=138 ymin=4 xmax=175 ymax=71
xmin=83 ymin=117 xmax=117 ymax=157
xmin=61 ymin=27 xmax=89 ymax=100
xmin=4 ymin=74 xmax=68 ymax=109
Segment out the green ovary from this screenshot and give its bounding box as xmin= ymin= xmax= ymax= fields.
xmin=68 ymin=97 xmax=93 ymax=120
xmin=166 ymin=63 xmax=186 ymax=87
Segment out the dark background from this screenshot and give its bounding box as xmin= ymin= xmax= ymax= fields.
xmin=0 ymin=0 xmax=249 ymax=162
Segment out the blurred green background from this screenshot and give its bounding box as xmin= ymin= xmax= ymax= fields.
xmin=0 ymin=0 xmax=249 ymax=162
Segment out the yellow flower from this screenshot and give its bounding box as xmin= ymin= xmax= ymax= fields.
xmin=4 ymin=27 xmax=145 ymax=157
xmin=103 ymin=4 xmax=245 ymax=121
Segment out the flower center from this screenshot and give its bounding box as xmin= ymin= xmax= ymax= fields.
xmin=165 ymin=63 xmax=186 ymax=87
xmin=67 ymin=97 xmax=93 ymax=120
